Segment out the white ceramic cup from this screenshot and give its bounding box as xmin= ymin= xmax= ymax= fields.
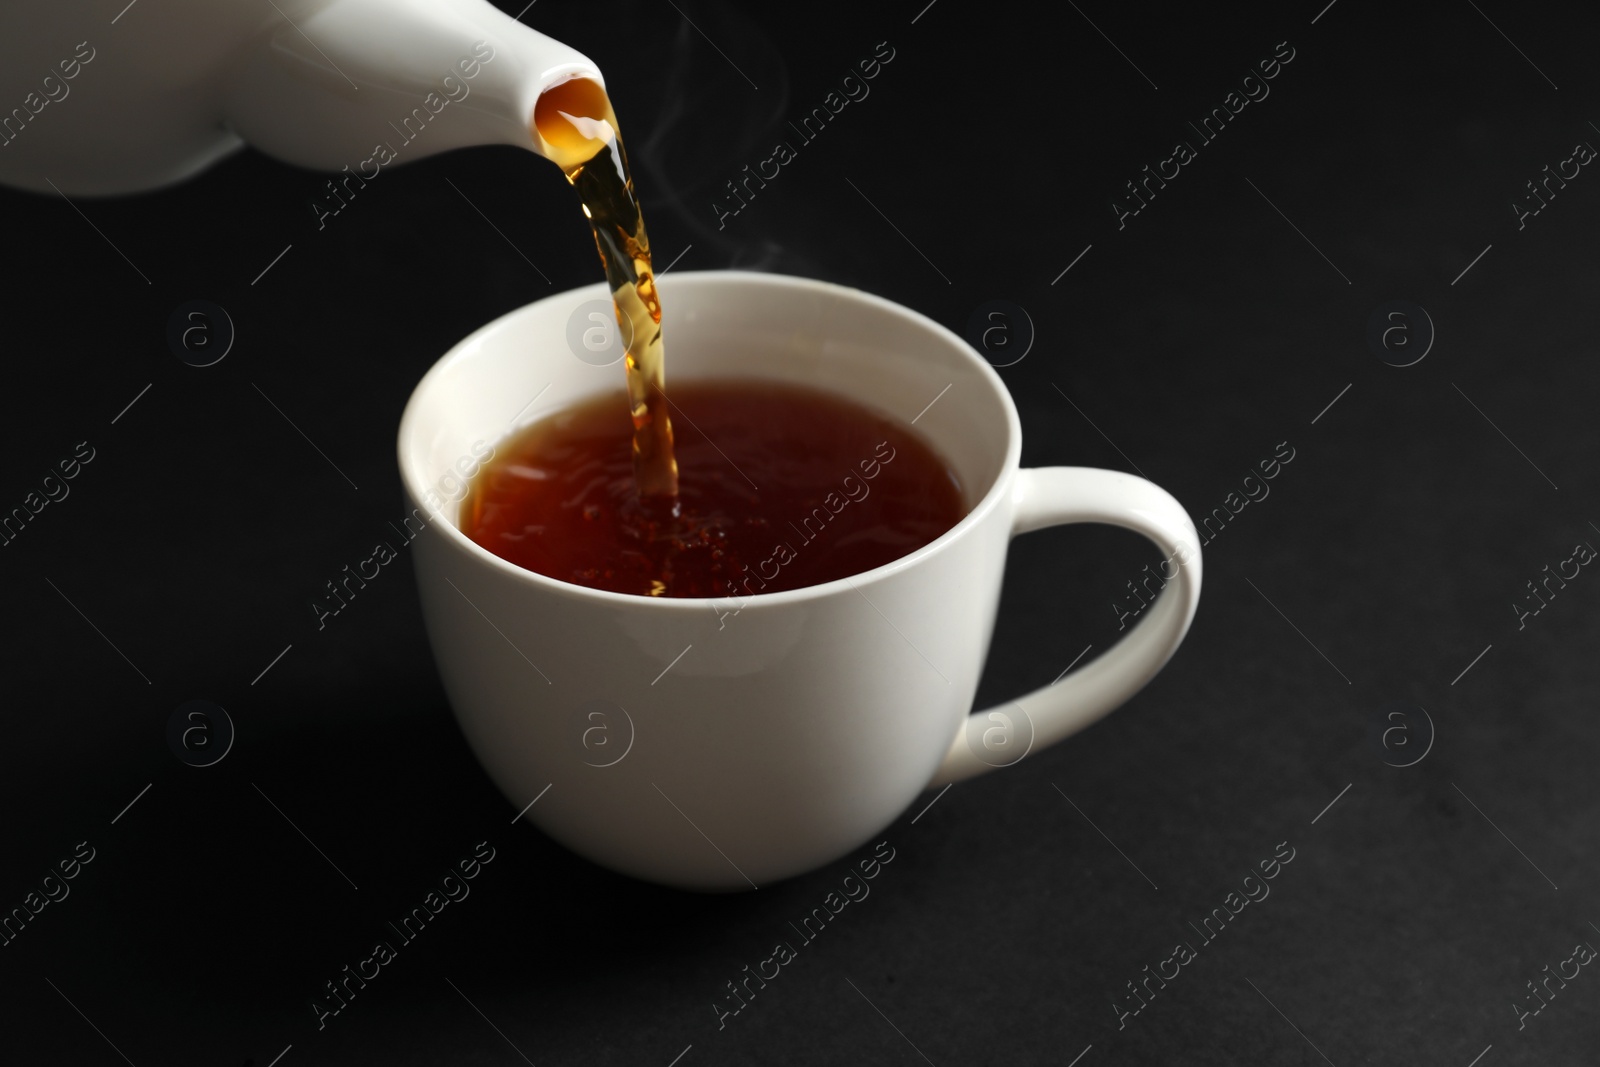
xmin=398 ymin=271 xmax=1202 ymax=891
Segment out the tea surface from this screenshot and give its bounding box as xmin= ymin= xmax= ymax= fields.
xmin=460 ymin=380 xmax=966 ymax=597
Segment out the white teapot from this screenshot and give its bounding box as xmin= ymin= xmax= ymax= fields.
xmin=0 ymin=0 xmax=603 ymax=195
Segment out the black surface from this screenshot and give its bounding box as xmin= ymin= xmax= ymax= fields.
xmin=4 ymin=0 xmax=1600 ymax=1064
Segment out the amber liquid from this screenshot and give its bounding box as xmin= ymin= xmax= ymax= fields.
xmin=534 ymin=77 xmax=677 ymax=499
xmin=460 ymin=381 xmax=966 ymax=598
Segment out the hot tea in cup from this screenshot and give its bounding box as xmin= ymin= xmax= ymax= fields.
xmin=399 ymin=271 xmax=1203 ymax=890
xmin=459 ymin=380 xmax=966 ymax=597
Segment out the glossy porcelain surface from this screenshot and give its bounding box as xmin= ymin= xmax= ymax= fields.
xmin=0 ymin=0 xmax=600 ymax=194
xmin=397 ymin=271 xmax=1202 ymax=889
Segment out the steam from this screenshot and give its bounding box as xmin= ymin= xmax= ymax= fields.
xmin=620 ymin=4 xmax=808 ymax=272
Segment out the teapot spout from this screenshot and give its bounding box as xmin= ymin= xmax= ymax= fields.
xmin=223 ymin=0 xmax=603 ymax=173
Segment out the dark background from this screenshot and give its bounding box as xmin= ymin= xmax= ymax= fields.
xmin=3 ymin=0 xmax=1599 ymax=1063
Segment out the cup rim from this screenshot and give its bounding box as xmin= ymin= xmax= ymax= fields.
xmin=396 ymin=269 xmax=1024 ymax=610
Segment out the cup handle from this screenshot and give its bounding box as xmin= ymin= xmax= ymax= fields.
xmin=927 ymin=466 xmax=1203 ymax=786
